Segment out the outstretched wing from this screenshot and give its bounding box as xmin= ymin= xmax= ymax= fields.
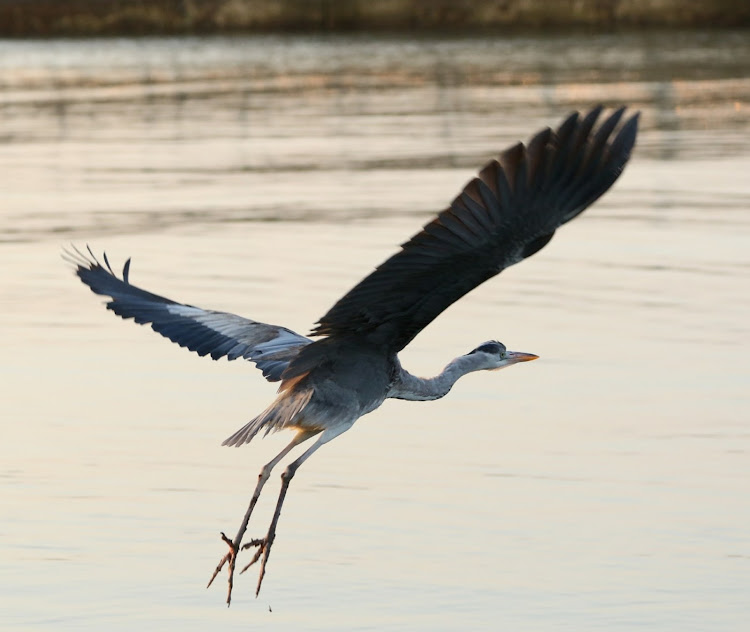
xmin=65 ymin=247 xmax=311 ymax=382
xmin=310 ymin=106 xmax=639 ymax=354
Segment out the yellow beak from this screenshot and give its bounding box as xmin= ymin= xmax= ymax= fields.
xmin=507 ymin=351 xmax=539 ymax=363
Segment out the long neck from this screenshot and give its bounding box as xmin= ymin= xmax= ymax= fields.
xmin=389 ymin=354 xmax=485 ymax=401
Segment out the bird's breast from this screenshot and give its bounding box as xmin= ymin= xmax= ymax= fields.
xmin=294 ymin=347 xmax=394 ymax=427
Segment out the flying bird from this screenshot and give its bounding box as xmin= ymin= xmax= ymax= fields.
xmin=66 ymin=105 xmax=638 ymax=605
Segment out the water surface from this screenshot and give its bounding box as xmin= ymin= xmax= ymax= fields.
xmin=1 ymin=32 xmax=749 ymax=631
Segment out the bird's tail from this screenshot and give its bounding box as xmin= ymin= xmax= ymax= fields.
xmin=222 ymin=377 xmax=313 ymax=447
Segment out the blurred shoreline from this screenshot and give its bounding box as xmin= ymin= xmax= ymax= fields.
xmin=1 ymin=0 xmax=748 ymax=37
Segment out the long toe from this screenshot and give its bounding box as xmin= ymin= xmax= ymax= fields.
xmin=207 ymin=531 xmax=246 ymax=606
xmin=255 ymin=535 xmax=277 ymax=597
xmin=207 ymin=532 xmax=237 ymax=587
xmin=239 ymin=538 xmax=267 ymax=574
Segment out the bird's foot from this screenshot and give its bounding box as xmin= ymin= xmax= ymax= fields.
xmin=206 ymin=532 xmax=271 ymax=604
xmin=239 ymin=537 xmax=267 ymax=573
xmin=207 ymin=531 xmax=242 ymax=606
xmin=239 ymin=533 xmax=276 ymax=596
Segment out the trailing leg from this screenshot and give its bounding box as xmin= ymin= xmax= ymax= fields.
xmin=207 ymin=429 xmax=318 ymax=606
xmin=240 ymin=425 xmax=350 ymax=596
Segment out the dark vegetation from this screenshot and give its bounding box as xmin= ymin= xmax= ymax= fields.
xmin=0 ymin=0 xmax=748 ymax=37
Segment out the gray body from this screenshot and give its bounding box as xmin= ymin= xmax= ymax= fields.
xmin=231 ymin=344 xmax=396 ymax=443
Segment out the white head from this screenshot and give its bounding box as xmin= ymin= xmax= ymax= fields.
xmin=466 ymin=340 xmax=538 ymax=371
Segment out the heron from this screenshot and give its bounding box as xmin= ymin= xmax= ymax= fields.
xmin=66 ymin=105 xmax=638 ymax=605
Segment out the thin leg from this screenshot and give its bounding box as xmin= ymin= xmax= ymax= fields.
xmin=241 ymin=425 xmax=349 ymax=597
xmin=207 ymin=429 xmax=318 ymax=606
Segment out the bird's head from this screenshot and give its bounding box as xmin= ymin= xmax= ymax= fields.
xmin=467 ymin=340 xmax=539 ymax=371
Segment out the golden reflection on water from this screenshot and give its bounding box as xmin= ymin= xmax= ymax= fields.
xmin=1 ymin=32 xmax=749 ymax=631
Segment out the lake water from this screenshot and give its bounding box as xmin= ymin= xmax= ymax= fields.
xmin=1 ymin=31 xmax=749 ymax=631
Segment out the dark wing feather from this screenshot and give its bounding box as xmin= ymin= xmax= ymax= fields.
xmin=65 ymin=246 xmax=311 ymax=382
xmin=310 ymin=106 xmax=638 ymax=355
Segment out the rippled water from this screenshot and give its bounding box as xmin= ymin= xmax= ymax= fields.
xmin=1 ymin=32 xmax=749 ymax=631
